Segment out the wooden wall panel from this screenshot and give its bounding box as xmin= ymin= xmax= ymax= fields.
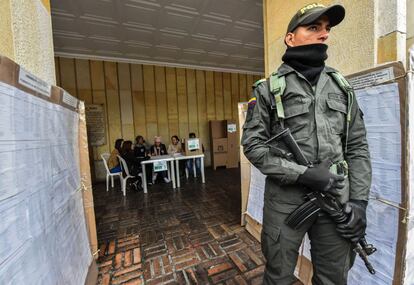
xmin=59 ymin=57 xmax=77 ymax=97
xmin=155 ymin=66 xmax=169 ymax=142
xmin=55 ymin=58 xmax=61 ymax=86
xmin=130 ymin=64 xmax=146 ymax=139
xmin=143 ymin=65 xmax=157 ymax=141
xmin=223 ymin=72 xmax=232 ymax=120
xmin=118 ymin=63 xmax=135 ymax=141
xmin=239 ymin=74 xmax=247 ymax=103
xmin=214 ymin=72 xmax=223 ymax=120
xmin=246 ymin=74 xmax=254 ymax=102
xmin=205 ymin=71 xmax=215 ymax=121
xmin=90 ymin=60 xmax=110 ymax=158
xmin=176 ymin=68 xmax=188 ymax=139
xmin=104 ymin=61 xmax=122 ymax=149
xmin=231 ymin=73 xmax=239 ymax=121
xmin=75 ymin=59 xmax=92 ymax=104
xmin=186 ymin=69 xmax=198 ymax=137
xmin=56 ymin=56 xmax=262 ymax=170
xmin=166 ymin=67 xmax=179 ymax=137
xmin=196 ymin=70 xmax=208 ymax=148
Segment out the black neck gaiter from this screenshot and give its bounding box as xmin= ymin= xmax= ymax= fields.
xmin=282 ymin=43 xmax=328 ymax=86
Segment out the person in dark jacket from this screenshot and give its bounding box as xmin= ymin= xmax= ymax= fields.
xmin=241 ymin=4 xmax=371 ymax=285
xmin=120 ymin=140 xmax=144 ymax=190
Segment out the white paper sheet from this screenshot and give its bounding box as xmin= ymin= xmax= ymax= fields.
xmin=403 ymin=47 xmax=414 ymax=285
xmin=246 ymin=165 xmax=266 ymax=223
xmin=0 ymin=81 xmax=91 ymax=285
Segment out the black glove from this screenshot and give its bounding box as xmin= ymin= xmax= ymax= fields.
xmin=297 ymin=160 xmax=345 ymax=193
xmin=336 ymin=200 xmax=368 ymax=243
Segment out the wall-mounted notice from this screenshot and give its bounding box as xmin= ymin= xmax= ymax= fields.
xmin=227 ymin=123 xmax=237 ymax=133
xmin=18 ymin=67 xmax=51 ymax=97
xmin=347 ymin=67 xmax=394 ymax=90
xmin=85 ymin=104 xmax=106 ymax=146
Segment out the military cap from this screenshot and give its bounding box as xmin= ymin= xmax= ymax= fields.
xmin=287 ymin=3 xmax=345 ymax=33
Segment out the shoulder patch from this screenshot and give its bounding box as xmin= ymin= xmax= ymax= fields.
xmin=252 ymin=78 xmax=266 ymax=89
xmin=248 ymin=97 xmax=257 ymax=110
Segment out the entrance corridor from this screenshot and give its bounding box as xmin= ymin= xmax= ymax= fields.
xmin=94 ymin=168 xmax=265 ymax=285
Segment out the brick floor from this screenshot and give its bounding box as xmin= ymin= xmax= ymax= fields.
xmin=94 ymin=168 xmax=264 ymax=284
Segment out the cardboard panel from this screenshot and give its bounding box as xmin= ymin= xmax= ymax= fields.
xmin=212 ymin=138 xmax=228 ymax=153
xmin=210 ymin=120 xmax=227 ymax=139
xmin=130 ymin=64 xmax=147 ymax=139
xmin=212 ymin=152 xmax=227 ymax=169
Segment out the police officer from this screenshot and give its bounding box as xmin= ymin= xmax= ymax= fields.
xmin=241 ymin=3 xmax=371 ymax=285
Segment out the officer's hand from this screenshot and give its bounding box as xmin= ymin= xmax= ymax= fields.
xmin=297 ymin=160 xmax=345 ymax=193
xmin=336 ymin=200 xmax=367 ymax=243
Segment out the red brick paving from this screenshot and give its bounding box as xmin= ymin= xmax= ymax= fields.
xmin=94 ymin=168 xmax=264 ymax=284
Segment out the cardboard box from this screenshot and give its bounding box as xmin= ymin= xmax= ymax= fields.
xmin=183 ymin=138 xmax=203 ymax=156
xmin=212 ymin=138 xmax=228 ymax=153
xmin=226 ymin=120 xmax=239 ymax=168
xmin=212 ymin=152 xmax=227 ymax=169
xmin=210 ymin=120 xmax=227 ymax=139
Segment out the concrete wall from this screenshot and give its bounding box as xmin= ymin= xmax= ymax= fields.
xmin=0 ymin=0 xmax=55 ymax=85
xmin=263 ymin=0 xmax=406 ymax=76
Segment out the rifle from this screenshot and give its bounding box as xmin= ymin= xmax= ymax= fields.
xmin=265 ymin=128 xmax=377 ymax=274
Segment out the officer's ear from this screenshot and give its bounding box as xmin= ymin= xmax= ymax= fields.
xmin=285 ymin=33 xmax=294 ymax=47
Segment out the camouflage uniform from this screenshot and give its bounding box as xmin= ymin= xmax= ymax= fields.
xmin=241 ymin=63 xmax=371 ymax=285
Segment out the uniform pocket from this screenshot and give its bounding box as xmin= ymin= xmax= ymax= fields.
xmin=326 ymin=99 xmax=347 ymax=135
xmin=283 ymin=96 xmax=312 ymax=139
xmin=261 ymin=224 xmax=281 ymax=264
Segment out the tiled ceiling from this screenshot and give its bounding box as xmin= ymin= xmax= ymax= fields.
xmin=51 ymin=0 xmax=264 ymax=74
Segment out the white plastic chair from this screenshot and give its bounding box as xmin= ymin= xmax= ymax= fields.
xmin=117 ymin=155 xmax=142 ymax=196
xmin=101 ymin=153 xmax=122 ymax=192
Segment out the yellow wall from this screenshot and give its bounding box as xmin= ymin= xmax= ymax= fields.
xmin=264 ymin=0 xmax=376 ymax=76
xmin=408 ymin=0 xmax=414 ymax=63
xmin=0 ymin=0 xmax=55 ymax=85
xmin=55 ymin=57 xmax=261 ymax=171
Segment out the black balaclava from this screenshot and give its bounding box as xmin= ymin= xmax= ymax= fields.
xmin=282 ymin=43 xmax=328 ymax=86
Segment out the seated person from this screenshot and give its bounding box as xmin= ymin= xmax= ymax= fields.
xmin=167 ymin=135 xmax=182 ymax=154
xmin=134 ymin=135 xmax=148 ymax=158
xmin=120 ymin=140 xmax=145 ymax=190
xmin=150 ymin=136 xmax=169 ymax=183
xmin=134 ymin=135 xmax=151 ymax=183
xmin=168 ymin=135 xmax=185 ymax=175
xmin=107 ymin=138 xmax=123 ymax=173
xmin=185 ymin=132 xmax=204 ymax=177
